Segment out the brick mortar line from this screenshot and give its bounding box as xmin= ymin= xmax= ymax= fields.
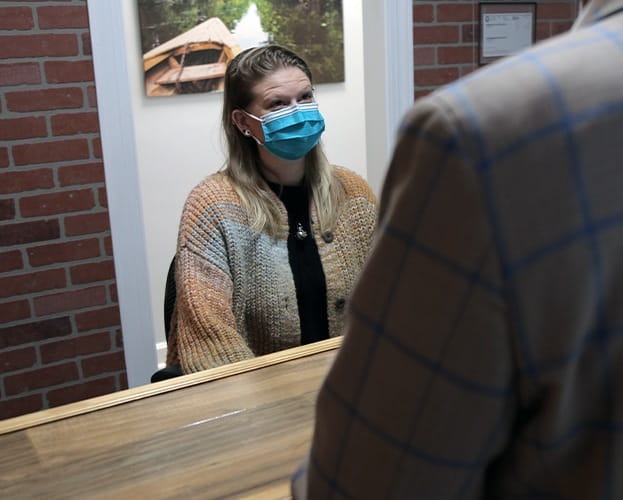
xmin=5 ymin=229 xmax=111 ymax=245
xmin=0 ymin=1 xmax=83 ymax=6
xmin=0 ymin=231 xmax=112 ymax=250
xmin=0 ymin=83 xmax=94 ymax=98
xmin=8 ymin=131 xmax=101 ymax=140
xmin=3 ymin=371 xmax=127 ymax=402
xmin=0 ymin=53 xmax=94 ymax=61
xmin=0 ymin=156 xmax=101 ymax=169
xmin=0 ymin=288 xmax=117 ymax=311
xmin=0 ymin=131 xmax=101 ymax=143
xmin=0 ymin=307 xmax=121 ymax=335
xmin=0 ymin=254 xmax=116 ymax=280
xmin=2 ymin=109 xmax=96 ymax=121
xmin=0 ymin=28 xmax=91 ymax=35
xmin=0 ymin=223 xmax=111 ymax=237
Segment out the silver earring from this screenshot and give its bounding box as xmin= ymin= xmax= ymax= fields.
xmin=243 ymin=129 xmax=251 ymax=136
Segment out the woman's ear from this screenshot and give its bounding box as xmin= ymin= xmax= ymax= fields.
xmin=232 ymin=108 xmax=263 ymax=143
xmin=232 ymin=109 xmax=249 ymax=134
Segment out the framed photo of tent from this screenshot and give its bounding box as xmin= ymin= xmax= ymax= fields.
xmin=137 ymin=0 xmax=345 ymax=97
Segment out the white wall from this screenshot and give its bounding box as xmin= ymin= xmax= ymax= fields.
xmin=88 ymin=0 xmax=413 ymax=387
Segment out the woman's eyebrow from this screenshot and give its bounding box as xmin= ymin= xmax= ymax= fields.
xmin=261 ymin=89 xmax=311 ymax=105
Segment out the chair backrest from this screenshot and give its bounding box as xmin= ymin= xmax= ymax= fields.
xmin=151 ymin=255 xmax=182 ymax=383
xmin=163 ymin=256 xmax=176 ymax=339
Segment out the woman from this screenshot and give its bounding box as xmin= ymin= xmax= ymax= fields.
xmin=166 ymin=45 xmax=378 ymax=373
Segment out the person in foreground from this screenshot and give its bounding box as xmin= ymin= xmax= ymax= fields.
xmin=165 ymin=45 xmax=377 ymax=373
xmin=293 ymin=0 xmax=623 ymax=497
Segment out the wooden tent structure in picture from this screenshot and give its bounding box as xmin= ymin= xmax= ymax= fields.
xmin=143 ymin=17 xmax=242 ymax=96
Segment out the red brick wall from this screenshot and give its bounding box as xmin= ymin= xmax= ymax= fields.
xmin=0 ymin=1 xmax=126 ymax=420
xmin=413 ymin=0 xmax=579 ymax=99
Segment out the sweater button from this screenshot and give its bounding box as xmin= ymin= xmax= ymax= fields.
xmin=322 ymin=231 xmax=334 ymax=243
xmin=334 ymin=298 xmax=346 ymax=311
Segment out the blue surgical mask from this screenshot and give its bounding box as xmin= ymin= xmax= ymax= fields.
xmin=244 ymin=102 xmax=325 ymax=160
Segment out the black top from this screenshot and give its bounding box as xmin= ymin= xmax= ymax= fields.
xmin=268 ymin=181 xmax=329 ymax=344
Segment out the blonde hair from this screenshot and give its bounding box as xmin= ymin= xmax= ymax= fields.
xmin=221 ymin=45 xmax=343 ymax=236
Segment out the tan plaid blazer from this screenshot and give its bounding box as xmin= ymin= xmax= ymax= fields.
xmin=294 ymin=0 xmax=623 ymax=498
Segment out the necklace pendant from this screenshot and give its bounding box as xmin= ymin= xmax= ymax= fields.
xmin=296 ymin=222 xmax=308 ymax=240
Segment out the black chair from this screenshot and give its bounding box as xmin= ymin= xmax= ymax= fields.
xmin=150 ymin=256 xmax=183 ymax=382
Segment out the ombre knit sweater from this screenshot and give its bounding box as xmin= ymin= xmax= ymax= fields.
xmin=166 ymin=166 xmax=378 ymax=373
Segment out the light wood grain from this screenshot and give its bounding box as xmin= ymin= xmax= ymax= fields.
xmin=0 ymin=336 xmax=342 ymax=436
xmin=0 ymin=338 xmax=341 ymax=499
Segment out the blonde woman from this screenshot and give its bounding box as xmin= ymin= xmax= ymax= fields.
xmin=166 ymin=45 xmax=377 ymax=373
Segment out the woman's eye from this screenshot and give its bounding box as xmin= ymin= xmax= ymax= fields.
xmin=298 ymin=93 xmax=313 ymax=102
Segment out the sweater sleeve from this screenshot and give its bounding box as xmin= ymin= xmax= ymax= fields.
xmin=166 ymin=177 xmax=255 ymax=373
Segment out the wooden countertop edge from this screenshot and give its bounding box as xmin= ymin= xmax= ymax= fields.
xmin=0 ymin=336 xmax=342 ymax=436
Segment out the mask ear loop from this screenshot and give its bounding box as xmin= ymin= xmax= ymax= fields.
xmin=240 ymin=110 xmax=264 ymax=146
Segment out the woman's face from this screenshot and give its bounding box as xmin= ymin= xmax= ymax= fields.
xmin=238 ymin=66 xmax=314 ymax=144
xmin=249 ymin=66 xmax=314 ymax=115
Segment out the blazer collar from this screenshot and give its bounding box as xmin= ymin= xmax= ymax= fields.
xmin=574 ymin=0 xmax=623 ymax=29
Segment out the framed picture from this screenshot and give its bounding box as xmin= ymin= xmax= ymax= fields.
xmin=137 ymin=0 xmax=345 ymax=97
xmin=479 ymin=2 xmax=536 ymax=65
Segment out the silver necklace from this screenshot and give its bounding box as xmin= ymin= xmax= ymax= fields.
xmin=296 ymin=222 xmax=308 ymax=240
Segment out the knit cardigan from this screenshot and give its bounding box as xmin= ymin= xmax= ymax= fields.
xmin=166 ymin=166 xmax=378 ymax=373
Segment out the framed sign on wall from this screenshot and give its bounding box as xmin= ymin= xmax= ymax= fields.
xmin=479 ymin=2 xmax=536 ymax=65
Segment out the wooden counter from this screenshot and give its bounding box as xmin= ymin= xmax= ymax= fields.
xmin=0 ymin=337 xmax=341 ymax=499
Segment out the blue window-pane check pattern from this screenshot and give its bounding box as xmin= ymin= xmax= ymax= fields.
xmin=306 ymin=15 xmax=623 ymax=500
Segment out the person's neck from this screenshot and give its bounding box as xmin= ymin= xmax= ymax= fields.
xmin=259 ymin=150 xmax=305 ymax=186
